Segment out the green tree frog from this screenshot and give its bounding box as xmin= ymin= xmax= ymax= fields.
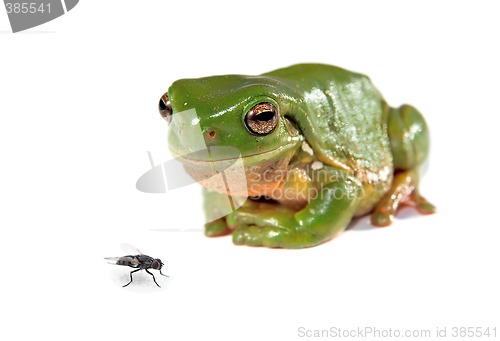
xmin=159 ymin=64 xmax=435 ymax=248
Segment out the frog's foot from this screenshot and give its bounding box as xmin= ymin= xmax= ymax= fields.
xmin=371 ymin=169 xmax=435 ymax=227
xmin=205 ymin=218 xmax=231 ymax=237
xmin=232 ymin=225 xmax=324 ymax=248
xmin=227 ymin=204 xmax=319 ymax=248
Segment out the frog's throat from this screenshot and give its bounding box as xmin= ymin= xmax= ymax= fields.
xmin=169 ymin=140 xmax=299 ymax=162
xmin=170 ymin=142 xmax=302 ymax=197
xmin=169 ymin=135 xmax=304 ymax=163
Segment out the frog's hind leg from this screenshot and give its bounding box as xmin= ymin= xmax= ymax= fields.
xmin=372 ymin=105 xmax=436 ymax=226
xmin=371 ymin=169 xmax=435 ymax=226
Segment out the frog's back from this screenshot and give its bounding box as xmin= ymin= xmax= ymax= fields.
xmin=264 ymin=63 xmax=362 ymax=89
xmin=264 ymin=64 xmax=394 ymax=214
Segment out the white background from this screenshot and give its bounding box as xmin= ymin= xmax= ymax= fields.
xmin=1 ymin=1 xmax=499 ymax=340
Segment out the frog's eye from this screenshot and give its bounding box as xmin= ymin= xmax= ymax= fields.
xmin=245 ymin=102 xmax=278 ymax=135
xmin=159 ymin=92 xmax=173 ymax=123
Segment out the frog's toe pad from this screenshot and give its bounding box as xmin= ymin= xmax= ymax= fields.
xmin=416 ymin=202 xmax=436 ymax=215
xmin=409 ymin=193 xmax=436 ymax=215
xmin=205 ymin=220 xmax=231 ymax=237
xmin=371 ymin=211 xmax=393 ymax=227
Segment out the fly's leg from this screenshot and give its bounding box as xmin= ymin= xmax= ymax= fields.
xmin=123 ymin=269 xmax=141 ymax=287
xmin=159 ymin=270 xmax=169 ymax=278
xmin=146 ymin=269 xmax=160 ymax=288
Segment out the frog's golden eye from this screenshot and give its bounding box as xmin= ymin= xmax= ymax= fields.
xmin=159 ymin=92 xmax=173 ymax=123
xmin=245 ymin=102 xmax=278 ymax=135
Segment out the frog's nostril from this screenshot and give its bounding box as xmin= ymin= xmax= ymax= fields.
xmin=159 ymin=92 xmax=173 ymax=123
xmin=205 ymin=128 xmax=217 ymax=142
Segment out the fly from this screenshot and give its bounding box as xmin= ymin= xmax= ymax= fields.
xmin=105 ymin=244 xmax=169 ymax=287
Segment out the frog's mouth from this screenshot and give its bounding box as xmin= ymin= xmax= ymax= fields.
xmin=169 ymin=141 xmax=302 ymax=197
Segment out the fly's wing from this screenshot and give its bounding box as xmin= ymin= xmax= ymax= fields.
xmin=105 ymin=256 xmax=140 ymax=267
xmin=104 ymin=257 xmax=121 ymax=264
xmin=120 ymin=243 xmax=143 ymax=255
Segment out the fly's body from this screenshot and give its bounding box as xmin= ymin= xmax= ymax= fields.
xmin=106 ymin=246 xmax=169 ymax=287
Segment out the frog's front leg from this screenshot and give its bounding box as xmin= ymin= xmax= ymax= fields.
xmin=230 ymin=176 xmax=360 ymax=248
xmin=203 ymin=188 xmax=234 ymax=237
xmin=203 ymin=188 xmax=256 ymax=237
